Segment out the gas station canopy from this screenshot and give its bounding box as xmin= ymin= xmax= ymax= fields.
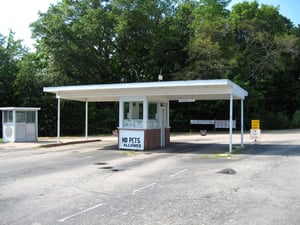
xmin=43 ymin=79 xmax=248 ymax=102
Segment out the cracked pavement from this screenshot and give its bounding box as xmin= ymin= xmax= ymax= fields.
xmin=0 ymin=130 xmax=300 ymax=225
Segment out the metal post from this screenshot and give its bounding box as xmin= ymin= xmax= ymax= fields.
xmin=241 ymin=99 xmax=244 ymax=148
xmin=85 ymin=101 xmax=88 ymax=140
xmin=119 ymin=100 xmax=124 ymax=128
xmin=229 ymin=94 xmax=233 ymax=153
xmin=57 ymin=97 xmax=61 ymax=143
xmin=12 ymin=110 xmax=16 ymax=142
xmin=167 ymin=102 xmax=170 ymax=128
xmin=35 ymin=110 xmax=39 ymax=142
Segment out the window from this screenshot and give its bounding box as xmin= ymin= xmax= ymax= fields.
xmin=148 ymin=103 xmax=157 ymax=119
xmin=123 ymin=102 xmax=143 ymax=128
xmin=124 ymin=102 xmax=130 ymax=119
xmin=137 ymin=103 xmax=143 ymax=119
xmin=148 ymin=103 xmax=159 ymax=128
xmin=16 ymin=112 xmax=26 ymax=123
xmin=26 ymin=111 xmax=35 ymax=123
xmin=123 ymin=102 xmax=143 ymax=119
xmin=4 ymin=111 xmax=13 ymax=123
xmin=3 ymin=110 xmax=37 ymax=124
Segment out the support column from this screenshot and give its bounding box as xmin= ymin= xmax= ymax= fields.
xmin=143 ymin=99 xmax=148 ymax=129
xmin=12 ymin=110 xmax=16 ymax=142
xmin=166 ymin=102 xmax=170 ymax=127
xmin=35 ymin=110 xmax=39 ymax=141
xmin=85 ymin=101 xmax=88 ymax=140
xmin=229 ymin=94 xmax=233 ymax=153
xmin=119 ymin=100 xmax=124 ymax=128
xmin=241 ymin=99 xmax=244 ymax=148
xmin=57 ymin=97 xmax=61 ymax=143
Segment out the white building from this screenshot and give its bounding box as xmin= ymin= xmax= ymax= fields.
xmin=0 ymin=107 xmax=40 ymax=142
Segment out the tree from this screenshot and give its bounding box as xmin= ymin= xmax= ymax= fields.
xmin=229 ymin=1 xmax=300 ymax=124
xmin=174 ymin=0 xmax=232 ymax=80
xmin=0 ymin=31 xmax=28 ymax=106
xmin=230 ymin=1 xmax=296 ymax=81
xmin=31 ymin=0 xmax=118 ymax=84
xmin=113 ymin=0 xmax=185 ymax=82
xmin=25 ymin=0 xmax=300 ymax=132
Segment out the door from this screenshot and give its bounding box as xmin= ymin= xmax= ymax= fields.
xmin=160 ymin=106 xmax=167 ymax=147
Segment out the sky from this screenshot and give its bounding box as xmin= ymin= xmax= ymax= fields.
xmin=0 ymin=0 xmax=299 ymax=51
xmin=228 ymin=0 xmax=300 ymax=25
xmin=0 ymin=0 xmax=58 ymax=50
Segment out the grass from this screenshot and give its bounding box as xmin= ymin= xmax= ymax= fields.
xmin=198 ymin=145 xmax=248 ymax=160
xmin=231 ymin=144 xmax=250 ymax=154
xmin=214 ymin=153 xmax=232 ymax=159
xmin=198 ymin=153 xmax=232 ymax=160
xmin=124 ymin=150 xmax=137 ymax=156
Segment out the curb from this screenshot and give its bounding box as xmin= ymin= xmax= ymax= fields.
xmin=40 ymin=139 xmax=102 ymax=148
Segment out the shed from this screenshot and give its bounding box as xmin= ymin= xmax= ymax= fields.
xmin=0 ymin=107 xmax=40 ymax=142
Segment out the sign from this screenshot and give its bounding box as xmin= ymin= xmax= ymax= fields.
xmin=179 ymin=99 xmax=195 ymax=103
xmin=190 ymin=119 xmax=236 ymax=129
xmin=119 ymin=130 xmax=144 ymax=150
xmin=250 ymin=129 xmax=261 ymax=141
xmin=190 ymin=120 xmax=215 ymax=125
xmin=251 ymin=120 xmax=260 ymax=129
xmin=215 ymin=120 xmax=236 ymax=129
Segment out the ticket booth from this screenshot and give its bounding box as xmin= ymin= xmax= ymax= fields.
xmin=118 ymin=96 xmax=170 ymax=150
xmin=0 ymin=107 xmax=40 ymax=142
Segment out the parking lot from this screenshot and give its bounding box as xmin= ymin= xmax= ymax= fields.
xmin=1 ymin=130 xmax=300 ymax=225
